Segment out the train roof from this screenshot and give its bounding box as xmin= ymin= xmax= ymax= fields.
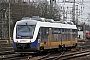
xmin=16 ymin=19 xmax=38 ymax=25
xmin=16 ymin=17 xmax=77 ymax=29
xmin=37 ymin=22 xmax=77 ymax=29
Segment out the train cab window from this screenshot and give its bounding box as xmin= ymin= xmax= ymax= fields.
xmin=16 ymin=25 xmax=35 ymax=39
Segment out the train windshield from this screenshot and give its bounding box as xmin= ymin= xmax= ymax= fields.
xmin=16 ymin=25 xmax=35 ymax=39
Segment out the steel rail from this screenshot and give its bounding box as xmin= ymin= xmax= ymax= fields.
xmin=37 ymin=50 xmax=90 ymax=60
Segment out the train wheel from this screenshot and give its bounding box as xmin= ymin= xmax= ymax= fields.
xmin=37 ymin=46 xmax=44 ymax=55
xmin=37 ymin=50 xmax=41 ymax=55
xmin=58 ymin=45 xmax=63 ymax=52
xmin=40 ymin=46 xmax=44 ymax=51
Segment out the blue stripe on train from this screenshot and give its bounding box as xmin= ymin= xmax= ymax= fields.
xmin=13 ymin=39 xmax=38 ymax=47
xmin=13 ymin=41 xmax=16 ymax=47
xmin=31 ymin=38 xmax=38 ymax=47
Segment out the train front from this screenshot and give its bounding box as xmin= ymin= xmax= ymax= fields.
xmin=13 ymin=20 xmax=38 ymax=53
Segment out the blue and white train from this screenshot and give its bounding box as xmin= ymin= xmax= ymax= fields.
xmin=13 ymin=17 xmax=78 ymax=53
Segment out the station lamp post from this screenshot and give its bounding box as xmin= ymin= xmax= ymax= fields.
xmin=0 ymin=9 xmax=5 ymax=40
xmin=8 ymin=1 xmax=10 ymax=44
xmin=83 ymin=22 xmax=85 ymax=40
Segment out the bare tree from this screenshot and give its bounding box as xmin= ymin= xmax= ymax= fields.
xmin=0 ymin=0 xmax=60 ymax=39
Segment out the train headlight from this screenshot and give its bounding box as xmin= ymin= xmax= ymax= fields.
xmin=30 ymin=40 xmax=31 ymax=42
xmin=16 ymin=40 xmax=18 ymax=42
xmin=16 ymin=40 xmax=18 ymax=43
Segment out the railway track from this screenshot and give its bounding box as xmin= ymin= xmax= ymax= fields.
xmin=0 ymin=40 xmax=90 ymax=60
xmin=0 ymin=49 xmax=90 ymax=60
xmin=37 ymin=50 xmax=90 ymax=60
xmin=78 ymin=39 xmax=90 ymax=50
xmin=0 ymin=53 xmax=21 ymax=60
xmin=0 ymin=50 xmax=14 ymax=55
xmin=0 ymin=50 xmax=60 ymax=60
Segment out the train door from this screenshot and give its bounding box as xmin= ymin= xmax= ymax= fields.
xmin=51 ymin=28 xmax=62 ymax=48
xmin=45 ymin=28 xmax=51 ymax=49
xmin=40 ymin=27 xmax=49 ymax=49
xmin=46 ymin=28 xmax=50 ymax=49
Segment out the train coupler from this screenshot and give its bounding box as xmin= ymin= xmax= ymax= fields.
xmin=28 ymin=55 xmax=32 ymax=60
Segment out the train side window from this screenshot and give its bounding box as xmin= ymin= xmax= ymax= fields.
xmin=66 ymin=29 xmax=68 ymax=41
xmin=62 ymin=28 xmax=65 ymax=41
xmin=52 ymin=28 xmax=60 ymax=42
xmin=64 ymin=29 xmax=67 ymax=41
xmin=65 ymin=29 xmax=68 ymax=41
xmin=72 ymin=29 xmax=74 ymax=40
xmin=68 ymin=29 xmax=70 ymax=40
xmin=72 ymin=29 xmax=77 ymax=40
xmin=58 ymin=28 xmax=61 ymax=41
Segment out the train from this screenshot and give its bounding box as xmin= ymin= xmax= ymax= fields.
xmin=86 ymin=31 xmax=90 ymax=39
xmin=13 ymin=16 xmax=78 ymax=54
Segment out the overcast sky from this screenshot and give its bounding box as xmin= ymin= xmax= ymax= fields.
xmin=57 ymin=0 xmax=90 ymax=22
xmin=47 ymin=0 xmax=90 ymax=22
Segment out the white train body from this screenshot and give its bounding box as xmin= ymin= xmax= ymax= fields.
xmin=13 ymin=18 xmax=77 ymax=53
